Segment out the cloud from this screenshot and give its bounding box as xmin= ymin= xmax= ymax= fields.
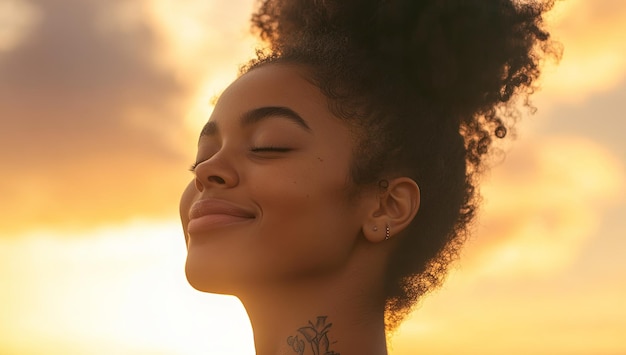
xmin=461 ymin=135 xmax=624 ymax=279
xmin=540 ymin=0 xmax=626 ymax=103
xmin=0 ymin=0 xmax=41 ymax=52
xmin=146 ymin=0 xmax=258 ymax=133
xmin=0 ymin=0 xmax=257 ymax=234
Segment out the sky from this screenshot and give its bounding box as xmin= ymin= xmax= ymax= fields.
xmin=1 ymin=0 xmax=625 ymax=354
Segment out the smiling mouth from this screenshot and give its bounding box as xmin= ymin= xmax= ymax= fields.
xmin=187 ymin=199 xmax=256 ymax=233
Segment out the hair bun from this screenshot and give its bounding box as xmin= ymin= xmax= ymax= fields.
xmin=249 ymin=0 xmax=558 ymax=329
xmin=254 ymin=0 xmax=554 ymax=117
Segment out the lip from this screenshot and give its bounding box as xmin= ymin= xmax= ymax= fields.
xmin=187 ymin=199 xmax=256 ymax=233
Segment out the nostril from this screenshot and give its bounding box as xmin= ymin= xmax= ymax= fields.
xmin=194 ymin=178 xmax=203 ymax=192
xmin=208 ymin=175 xmax=226 ymax=184
xmin=194 ymin=179 xmax=204 ymax=192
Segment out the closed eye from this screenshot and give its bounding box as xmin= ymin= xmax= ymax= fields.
xmin=189 ymin=146 xmax=291 ymax=172
xmin=250 ymin=146 xmax=292 ymax=153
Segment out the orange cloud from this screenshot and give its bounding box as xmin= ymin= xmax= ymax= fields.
xmin=145 ymin=0 xmax=259 ymax=133
xmin=463 ymin=135 xmax=624 ymax=279
xmin=540 ymin=0 xmax=626 ymax=103
xmin=0 ymin=0 xmax=199 ymax=234
xmin=393 ymin=269 xmax=626 ymax=354
xmin=0 ymin=0 xmax=263 ymax=235
xmin=0 ymin=0 xmax=40 ymax=52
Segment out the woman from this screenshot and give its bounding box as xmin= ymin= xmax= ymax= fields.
xmin=180 ymin=0 xmax=557 ymax=354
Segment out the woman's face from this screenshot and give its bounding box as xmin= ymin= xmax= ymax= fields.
xmin=180 ymin=63 xmax=371 ymax=294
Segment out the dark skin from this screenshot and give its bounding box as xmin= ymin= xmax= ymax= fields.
xmin=180 ymin=0 xmax=556 ymax=350
xmin=180 ymin=64 xmax=420 ymax=354
xmin=248 ymin=0 xmax=556 ymax=328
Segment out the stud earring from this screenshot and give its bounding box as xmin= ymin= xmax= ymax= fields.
xmin=373 ymin=226 xmax=378 ymax=232
xmin=385 ymin=224 xmax=390 ymax=240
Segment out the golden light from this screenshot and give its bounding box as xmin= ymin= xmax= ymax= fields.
xmin=0 ymin=221 xmax=255 ymax=354
xmin=145 ymin=0 xmax=259 ymax=135
xmin=541 ymin=0 xmax=626 ymax=102
xmin=2 ymin=0 xmax=625 ymax=353
xmin=0 ymin=0 xmax=40 ymax=52
xmin=468 ymin=135 xmax=625 ymax=279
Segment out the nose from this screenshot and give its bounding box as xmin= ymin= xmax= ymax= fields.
xmin=193 ymin=151 xmax=239 ymax=191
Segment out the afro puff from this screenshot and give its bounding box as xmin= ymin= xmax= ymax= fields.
xmin=246 ymin=0 xmax=558 ymax=329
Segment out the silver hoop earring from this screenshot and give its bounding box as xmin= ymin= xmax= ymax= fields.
xmin=385 ymin=224 xmax=390 ymax=240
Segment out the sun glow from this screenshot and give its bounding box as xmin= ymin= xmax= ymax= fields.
xmin=145 ymin=0 xmax=259 ymax=137
xmin=2 ymin=0 xmax=626 ymax=353
xmin=540 ymin=0 xmax=626 ymax=103
xmin=0 ymin=221 xmax=254 ymax=354
xmin=0 ymin=0 xmax=41 ymax=52
xmin=468 ymin=135 xmax=625 ymax=279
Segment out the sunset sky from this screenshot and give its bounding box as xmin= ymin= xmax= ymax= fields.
xmin=1 ymin=0 xmax=625 ymax=354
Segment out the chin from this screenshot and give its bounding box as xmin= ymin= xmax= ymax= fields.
xmin=185 ymin=259 xmax=234 ymax=295
xmin=184 ymin=247 xmax=258 ymax=296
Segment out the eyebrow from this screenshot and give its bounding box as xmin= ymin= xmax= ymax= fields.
xmin=200 ymin=106 xmax=311 ymax=138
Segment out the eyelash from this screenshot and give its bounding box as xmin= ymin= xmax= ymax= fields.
xmin=188 ymin=161 xmax=202 ymax=172
xmin=249 ymin=146 xmax=292 ymax=153
xmin=188 ymin=146 xmax=291 ymax=172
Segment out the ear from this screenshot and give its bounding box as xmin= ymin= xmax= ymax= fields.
xmin=362 ymin=177 xmax=420 ymax=243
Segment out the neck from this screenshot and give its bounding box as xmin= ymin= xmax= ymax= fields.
xmin=238 ymin=258 xmax=389 ymax=355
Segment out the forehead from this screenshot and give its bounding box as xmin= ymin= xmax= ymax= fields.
xmin=227 ymin=63 xmax=318 ymax=100
xmin=208 ymin=64 xmax=333 ymax=129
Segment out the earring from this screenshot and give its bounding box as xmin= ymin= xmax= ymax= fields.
xmin=373 ymin=226 xmax=378 ymax=232
xmin=385 ymin=224 xmax=390 ymax=240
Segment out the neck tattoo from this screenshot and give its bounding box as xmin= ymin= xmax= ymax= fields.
xmin=286 ymin=316 xmax=340 ymax=355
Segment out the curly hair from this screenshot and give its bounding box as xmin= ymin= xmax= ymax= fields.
xmin=245 ymin=0 xmax=558 ymax=329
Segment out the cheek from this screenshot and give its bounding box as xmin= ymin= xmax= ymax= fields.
xmin=252 ymin=160 xmax=349 ymax=221
xmin=248 ymin=162 xmax=359 ymax=275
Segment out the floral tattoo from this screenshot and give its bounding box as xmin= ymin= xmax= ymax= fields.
xmin=286 ymin=316 xmax=340 ymax=355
